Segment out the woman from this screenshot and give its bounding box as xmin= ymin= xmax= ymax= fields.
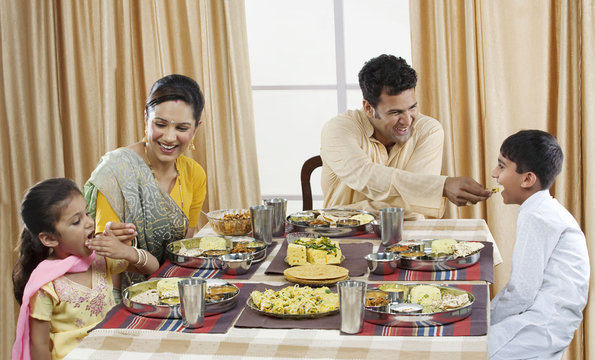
xmin=83 ymin=74 xmax=207 ymax=292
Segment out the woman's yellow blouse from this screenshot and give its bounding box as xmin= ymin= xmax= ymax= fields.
xmin=94 ymin=155 xmax=207 ymax=233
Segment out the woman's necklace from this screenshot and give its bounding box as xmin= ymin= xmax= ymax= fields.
xmin=144 ymin=143 xmax=184 ymax=211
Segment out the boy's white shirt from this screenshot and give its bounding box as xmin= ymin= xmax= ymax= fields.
xmin=489 ymin=190 xmax=590 ymax=359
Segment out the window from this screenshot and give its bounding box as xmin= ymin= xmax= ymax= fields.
xmin=245 ymin=0 xmax=411 ymax=214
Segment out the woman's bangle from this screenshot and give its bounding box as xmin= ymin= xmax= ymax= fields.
xmin=134 ymin=247 xmax=148 ymax=267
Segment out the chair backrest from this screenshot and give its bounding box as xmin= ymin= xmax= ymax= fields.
xmin=300 ymin=155 xmax=322 ymax=211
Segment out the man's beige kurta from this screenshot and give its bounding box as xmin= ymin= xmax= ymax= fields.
xmin=320 ymin=109 xmax=446 ymax=219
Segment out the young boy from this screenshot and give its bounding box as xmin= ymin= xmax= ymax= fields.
xmin=489 ymin=130 xmax=589 ymax=359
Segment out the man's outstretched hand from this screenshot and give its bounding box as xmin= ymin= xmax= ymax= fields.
xmin=443 ymin=177 xmax=492 ymax=206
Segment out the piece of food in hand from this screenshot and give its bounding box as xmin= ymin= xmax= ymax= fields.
xmin=286 ymin=243 xmax=308 ymax=266
xmin=491 ymin=186 xmax=500 ymax=193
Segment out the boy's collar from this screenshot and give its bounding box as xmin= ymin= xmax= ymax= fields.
xmin=519 ymin=189 xmax=551 ymax=210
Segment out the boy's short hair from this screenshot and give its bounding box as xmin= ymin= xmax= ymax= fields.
xmin=500 ymin=129 xmax=563 ymax=189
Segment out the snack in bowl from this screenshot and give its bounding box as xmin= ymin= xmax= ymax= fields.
xmin=249 ymin=285 xmax=338 ymax=315
xmin=207 ymin=209 xmax=252 ymax=236
xmin=286 ymin=236 xmax=342 ymax=266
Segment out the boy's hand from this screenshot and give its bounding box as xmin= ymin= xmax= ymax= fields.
xmin=102 ymin=221 xmax=137 ymax=245
xmin=443 ymin=177 xmax=492 ymax=206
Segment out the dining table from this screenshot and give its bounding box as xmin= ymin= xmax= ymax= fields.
xmin=64 ymin=218 xmax=502 ymax=360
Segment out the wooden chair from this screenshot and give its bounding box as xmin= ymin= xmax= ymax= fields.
xmin=300 ymin=155 xmax=323 ymax=211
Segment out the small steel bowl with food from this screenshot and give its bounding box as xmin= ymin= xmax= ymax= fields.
xmin=215 ymin=253 xmax=254 ymax=275
xmin=378 ymin=283 xmax=409 ymax=303
xmin=365 ymin=289 xmax=391 ymax=312
xmin=365 ymin=252 xmax=399 ymax=275
xmin=207 ymin=209 xmax=252 ymax=236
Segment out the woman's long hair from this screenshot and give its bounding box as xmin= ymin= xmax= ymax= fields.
xmin=12 ymin=178 xmax=82 ymax=304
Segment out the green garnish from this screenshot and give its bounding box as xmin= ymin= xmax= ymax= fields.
xmin=294 ymin=236 xmax=338 ymax=255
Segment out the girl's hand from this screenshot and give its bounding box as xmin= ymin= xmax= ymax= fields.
xmin=103 ymin=221 xmax=137 ymax=245
xmin=86 ymin=232 xmax=133 ymax=260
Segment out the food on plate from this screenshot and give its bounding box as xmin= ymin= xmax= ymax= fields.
xmin=308 ymin=219 xmax=330 ymax=227
xmin=399 ymin=251 xmax=426 ymax=258
xmin=129 ymin=279 xmax=238 ymax=306
xmin=289 ymin=212 xmax=315 ymax=223
xmin=390 ymin=303 xmax=423 ymax=313
xmin=365 ymin=290 xmax=390 ymax=307
xmin=231 ymin=242 xmax=256 ymax=254
xmin=452 ymin=241 xmax=484 ymax=258
xmin=177 ymin=242 xmax=204 ymax=257
xmin=249 ymin=285 xmax=339 ymax=315
xmin=409 ymin=285 xmax=442 ymax=306
xmin=349 ymin=213 xmax=375 ymax=225
xmin=336 ymin=218 xmax=360 ymax=227
xmin=430 ymin=238 xmax=458 ymax=255
xmin=199 ymin=236 xmax=228 ymax=250
xmin=385 ymin=245 xmax=409 ymax=252
xmin=378 ymin=283 xmax=408 ymax=293
xmin=208 ymin=209 xmax=252 ymax=235
xmin=286 ymin=243 xmax=308 ymax=266
xmin=283 ymin=264 xmax=349 ymax=285
xmin=206 ymin=284 xmax=238 ymax=301
xmin=156 ymin=278 xmax=181 ymax=299
xmin=130 ymin=289 xmax=159 ymax=305
xmin=286 ymin=237 xmax=342 ymax=266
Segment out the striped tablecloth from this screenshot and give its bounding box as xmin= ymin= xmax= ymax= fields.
xmin=64 ymin=219 xmax=498 ymax=360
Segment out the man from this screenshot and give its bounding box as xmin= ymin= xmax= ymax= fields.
xmin=320 ymin=54 xmax=490 ymax=219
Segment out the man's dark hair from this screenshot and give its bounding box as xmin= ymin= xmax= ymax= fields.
xmin=358 ymin=54 xmax=417 ymax=107
xmin=500 ymin=130 xmax=563 ymax=189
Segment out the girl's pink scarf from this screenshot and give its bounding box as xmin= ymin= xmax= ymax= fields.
xmin=12 ymin=252 xmax=96 ymax=360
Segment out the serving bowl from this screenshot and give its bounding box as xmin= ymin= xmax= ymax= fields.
xmin=207 ymin=209 xmax=252 ymax=236
xmin=215 ymin=253 xmax=254 ymax=275
xmin=365 ymin=252 xmax=398 ymax=275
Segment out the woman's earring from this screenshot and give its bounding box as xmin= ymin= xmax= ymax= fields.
xmin=142 ymin=131 xmax=148 ymax=143
xmin=190 ymin=137 xmax=196 ymax=151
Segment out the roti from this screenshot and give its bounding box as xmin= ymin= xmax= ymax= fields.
xmin=283 ymin=264 xmax=349 ymax=280
xmin=284 ymin=272 xmax=348 ymax=286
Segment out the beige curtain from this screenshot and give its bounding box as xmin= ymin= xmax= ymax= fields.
xmin=0 ymin=0 xmax=260 ymax=358
xmin=410 ymin=0 xmax=594 ymax=359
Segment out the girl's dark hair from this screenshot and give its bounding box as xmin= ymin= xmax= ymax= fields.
xmin=12 ymin=178 xmax=82 ymax=304
xmin=145 ymin=74 xmax=205 ymax=126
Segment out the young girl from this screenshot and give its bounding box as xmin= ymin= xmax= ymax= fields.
xmin=12 ymin=178 xmax=159 ymax=360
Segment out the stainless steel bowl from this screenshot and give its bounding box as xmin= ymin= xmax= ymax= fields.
xmin=390 ymin=302 xmax=423 ymax=313
xmin=215 ymin=253 xmax=254 ymax=275
xmin=370 ymin=220 xmax=381 ymax=237
xmin=377 ymin=284 xmax=409 ymax=303
xmin=365 ymin=252 xmax=398 ymax=275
